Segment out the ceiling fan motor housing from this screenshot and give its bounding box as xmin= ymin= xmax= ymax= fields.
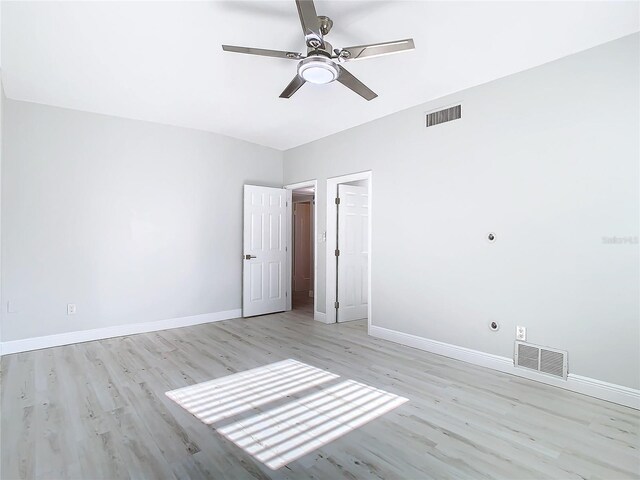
xmin=306 ymin=40 xmax=333 ymax=59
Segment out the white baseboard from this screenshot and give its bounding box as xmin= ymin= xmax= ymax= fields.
xmin=0 ymin=309 xmax=242 ymax=356
xmin=369 ymin=325 xmax=639 ymax=410
xmin=314 ymin=311 xmax=328 ymax=323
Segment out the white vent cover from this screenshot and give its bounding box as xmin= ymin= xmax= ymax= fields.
xmin=425 ymin=105 xmax=461 ymax=127
xmin=514 ymin=342 xmax=568 ymax=379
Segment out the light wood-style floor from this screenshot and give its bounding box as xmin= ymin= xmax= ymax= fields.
xmin=292 ymin=290 xmax=314 ymax=315
xmin=1 ymin=307 xmax=639 ymax=479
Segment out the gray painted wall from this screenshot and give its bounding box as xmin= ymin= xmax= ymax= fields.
xmin=283 ymin=34 xmax=639 ymax=389
xmin=2 ymin=100 xmax=282 ymax=341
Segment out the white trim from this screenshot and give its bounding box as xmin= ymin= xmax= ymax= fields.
xmin=0 ymin=309 xmax=242 ymax=356
xmin=369 ymin=325 xmax=640 ymax=410
xmin=326 ymin=171 xmax=373 ymax=325
xmin=285 ymin=180 xmax=318 ymax=191
xmin=285 ymin=188 xmax=293 ymax=312
xmin=314 ymin=312 xmax=329 ymax=323
xmin=285 ymin=180 xmax=321 ymax=321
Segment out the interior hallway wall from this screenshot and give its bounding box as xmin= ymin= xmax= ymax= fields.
xmin=293 ymin=201 xmax=313 ymax=293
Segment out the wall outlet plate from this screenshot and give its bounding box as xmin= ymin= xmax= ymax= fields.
xmin=67 ymin=303 xmax=77 ymax=315
xmin=516 ymin=325 xmax=526 ymax=341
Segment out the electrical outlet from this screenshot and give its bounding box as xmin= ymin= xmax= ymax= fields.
xmin=67 ymin=303 xmax=77 ymax=315
xmin=516 ymin=325 xmax=526 ymax=341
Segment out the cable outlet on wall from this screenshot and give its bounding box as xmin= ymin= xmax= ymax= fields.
xmin=67 ymin=303 xmax=77 ymax=315
xmin=516 ymin=325 xmax=526 ymax=341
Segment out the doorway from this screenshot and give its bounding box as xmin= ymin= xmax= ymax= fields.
xmin=326 ymin=172 xmax=372 ymax=325
xmin=286 ymin=181 xmax=317 ymax=319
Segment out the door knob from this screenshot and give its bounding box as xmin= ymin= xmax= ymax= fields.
xmin=244 ymin=254 xmax=257 ymax=260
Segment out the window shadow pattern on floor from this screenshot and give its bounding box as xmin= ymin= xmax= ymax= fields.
xmin=166 ymin=359 xmax=408 ymax=470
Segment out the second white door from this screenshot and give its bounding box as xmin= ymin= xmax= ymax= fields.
xmin=337 ymin=184 xmax=368 ymax=322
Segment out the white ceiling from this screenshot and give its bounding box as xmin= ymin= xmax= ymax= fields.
xmin=2 ymin=1 xmax=638 ymax=150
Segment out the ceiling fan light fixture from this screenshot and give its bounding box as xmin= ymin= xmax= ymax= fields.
xmin=222 ymin=0 xmax=415 ymax=100
xmin=298 ymin=56 xmax=339 ymax=84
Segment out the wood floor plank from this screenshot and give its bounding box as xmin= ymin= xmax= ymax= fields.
xmin=1 ymin=303 xmax=639 ymax=479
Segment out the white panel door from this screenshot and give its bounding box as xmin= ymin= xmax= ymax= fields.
xmin=243 ymin=185 xmax=289 ymax=317
xmin=337 ymin=184 xmax=368 ymax=322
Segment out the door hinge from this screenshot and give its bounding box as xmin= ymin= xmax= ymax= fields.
xmin=334 ymin=301 xmax=339 ymax=309
xmin=335 ymin=197 xmax=340 ymax=205
xmin=335 ymin=249 xmax=340 ymax=257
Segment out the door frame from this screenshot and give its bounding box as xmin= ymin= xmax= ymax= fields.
xmin=326 ymin=171 xmax=372 ymax=327
xmin=284 ymin=180 xmax=319 ymax=320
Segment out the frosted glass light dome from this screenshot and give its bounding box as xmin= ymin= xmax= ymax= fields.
xmin=298 ymin=56 xmax=339 ymax=84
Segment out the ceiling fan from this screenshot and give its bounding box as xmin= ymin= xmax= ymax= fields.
xmin=222 ymin=0 xmax=415 ymax=101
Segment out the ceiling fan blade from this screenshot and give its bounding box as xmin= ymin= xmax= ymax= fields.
xmin=295 ymin=0 xmax=323 ymax=44
xmin=222 ymin=45 xmax=304 ymax=60
xmin=337 ymin=38 xmax=415 ymax=61
xmin=280 ymin=75 xmax=306 ymax=98
xmin=336 ymin=66 xmax=377 ymax=101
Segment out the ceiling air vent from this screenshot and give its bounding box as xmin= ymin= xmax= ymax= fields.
xmin=515 ymin=342 xmax=568 ymax=380
xmin=425 ymin=105 xmax=461 ymax=127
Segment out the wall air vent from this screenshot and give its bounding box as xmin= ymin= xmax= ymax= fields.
xmin=514 ymin=341 xmax=568 ymax=380
xmin=425 ymin=105 xmax=461 ymax=127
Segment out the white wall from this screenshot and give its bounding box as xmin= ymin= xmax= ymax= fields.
xmin=283 ymin=34 xmax=639 ymax=389
xmin=2 ymin=100 xmax=282 ymax=341
xmin=0 ymin=76 xmax=4 ymax=344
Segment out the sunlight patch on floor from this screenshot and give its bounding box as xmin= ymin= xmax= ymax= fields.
xmin=166 ymin=359 xmax=408 ymax=470
xmin=166 ymin=359 xmax=339 ymax=424
xmin=218 ymin=378 xmax=408 ymax=469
